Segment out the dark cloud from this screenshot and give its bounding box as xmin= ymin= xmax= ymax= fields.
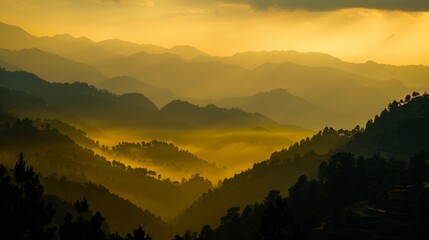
xmin=220 ymin=0 xmax=429 ymax=12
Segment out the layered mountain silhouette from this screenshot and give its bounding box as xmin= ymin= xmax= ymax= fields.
xmin=1 ymin=21 xmax=423 ymax=130
xmin=106 ymin=141 xmax=220 ymax=177
xmin=94 ymin=51 xmax=410 ymax=129
xmin=232 ymin=62 xmax=409 ymax=127
xmin=174 ymin=93 xmax=429 ymax=233
xmin=0 ymin=59 xmax=19 ymax=71
xmin=94 ymin=51 xmax=247 ymax=99
xmin=97 ymin=76 xmax=177 ymax=107
xmin=42 ymin=175 xmax=169 ymax=239
xmin=160 ymin=100 xmax=277 ymax=129
xmin=1 ymin=21 xmax=429 ymax=240
xmin=0 ymin=48 xmax=106 ymax=84
xmin=196 ymin=50 xmax=429 ymax=89
xmin=168 ymin=45 xmax=208 ymax=59
xmin=214 ymin=88 xmax=350 ymax=129
xmin=0 ymin=21 xmax=207 ymax=64
xmin=0 ymin=68 xmax=280 ymax=130
xmin=0 ymin=111 xmax=213 ymax=221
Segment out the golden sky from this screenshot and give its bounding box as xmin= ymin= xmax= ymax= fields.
xmin=1 ymin=0 xmax=429 ymax=65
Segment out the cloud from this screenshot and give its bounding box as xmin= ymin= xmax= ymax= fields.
xmin=217 ymin=0 xmax=429 ymax=12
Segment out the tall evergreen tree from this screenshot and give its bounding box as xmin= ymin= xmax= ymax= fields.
xmin=0 ymin=153 xmax=55 ymax=240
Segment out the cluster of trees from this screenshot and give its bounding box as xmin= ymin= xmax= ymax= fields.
xmin=0 ymin=115 xmax=213 ymax=220
xmin=288 ymin=152 xmax=411 ymax=223
xmin=107 ymin=140 xmax=220 ymax=181
xmin=0 ymin=118 xmax=74 ymax=147
xmin=289 ymin=152 xmax=429 ymax=239
xmin=109 ymin=141 xmax=212 ymax=168
xmin=0 ymin=153 xmax=56 ymax=239
xmin=174 ymin=95 xmax=429 ymax=235
xmin=111 ymin=160 xmax=157 ymax=178
xmin=0 ymin=154 xmax=154 ymax=240
xmin=348 ymin=92 xmax=429 ymax=157
xmin=387 ymin=91 xmax=427 ymax=110
xmin=178 ymin=151 xmax=428 ymax=240
xmin=174 ymin=191 xmax=304 ymax=240
xmin=270 ymin=126 xmax=360 ymax=162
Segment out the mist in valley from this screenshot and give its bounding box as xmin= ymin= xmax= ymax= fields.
xmin=1 ymin=1 xmax=429 ymax=239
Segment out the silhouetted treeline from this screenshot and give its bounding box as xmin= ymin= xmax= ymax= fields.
xmin=175 ymin=190 xmax=304 ymax=240
xmin=175 ymin=94 xmax=429 ymax=235
xmin=290 ymin=152 xmax=429 ymax=239
xmin=174 ymin=151 xmax=328 ymax=233
xmin=346 ymin=92 xmax=429 ymax=157
xmin=107 ymin=141 xmax=217 ymax=172
xmin=178 ymin=151 xmax=428 ymax=240
xmin=0 ymin=155 xmax=158 ymax=240
xmin=270 ymin=126 xmax=360 ymax=162
xmin=42 ymin=175 xmax=168 ymax=239
xmin=0 ymin=153 xmax=55 ymax=239
xmin=0 ymin=114 xmax=213 ymax=220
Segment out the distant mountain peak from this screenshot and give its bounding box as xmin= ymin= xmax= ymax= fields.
xmin=52 ymin=33 xmax=74 ymax=40
xmin=169 ymin=45 xmax=208 ymax=59
xmin=162 ymin=99 xmax=195 ymax=110
xmin=0 ymin=21 xmax=31 ymax=35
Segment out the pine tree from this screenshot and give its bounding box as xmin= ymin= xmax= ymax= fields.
xmin=0 ymin=153 xmax=55 ymax=240
xmin=59 ymin=198 xmax=107 ymax=240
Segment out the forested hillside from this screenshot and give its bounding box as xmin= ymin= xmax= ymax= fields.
xmin=174 ymin=93 xmax=429 ymax=234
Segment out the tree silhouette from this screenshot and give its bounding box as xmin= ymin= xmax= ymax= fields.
xmin=412 ymin=91 xmax=420 ymax=97
xmin=405 ymin=94 xmax=412 ymax=102
xmin=0 ymin=153 xmax=55 ymax=240
xmin=125 ymin=225 xmax=152 ymax=240
xmin=260 ymin=191 xmax=303 ymax=240
xmin=199 ymin=225 xmax=214 ymax=240
xmin=59 ymin=198 xmax=107 ymax=240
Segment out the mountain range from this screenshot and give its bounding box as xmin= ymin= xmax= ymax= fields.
xmin=1 ymin=21 xmax=425 ymax=130
xmin=196 ymin=50 xmax=429 ymax=89
xmin=97 ymin=76 xmax=177 ymax=107
xmin=0 ymin=68 xmax=280 ymax=130
xmin=212 ymin=88 xmax=350 ymax=129
xmin=174 ymin=93 xmax=429 ymax=233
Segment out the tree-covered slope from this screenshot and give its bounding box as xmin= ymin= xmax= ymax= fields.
xmin=0 ymin=68 xmax=281 ymax=130
xmin=0 ymin=115 xmax=212 ymax=220
xmin=174 ymin=93 xmax=429 ymax=233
